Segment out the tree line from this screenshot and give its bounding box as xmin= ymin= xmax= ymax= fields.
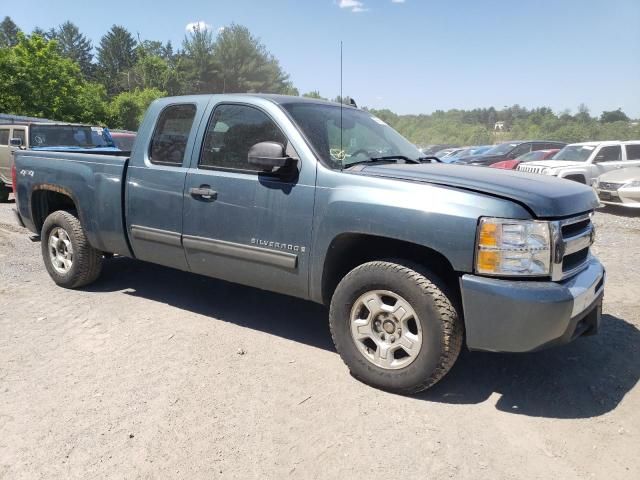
xmin=0 ymin=16 xmax=638 ymax=144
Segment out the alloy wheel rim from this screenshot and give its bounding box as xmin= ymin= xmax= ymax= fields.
xmin=49 ymin=227 xmax=73 ymax=274
xmin=349 ymin=290 xmax=423 ymax=370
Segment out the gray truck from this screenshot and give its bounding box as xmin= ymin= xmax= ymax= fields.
xmin=12 ymin=94 xmax=605 ymax=393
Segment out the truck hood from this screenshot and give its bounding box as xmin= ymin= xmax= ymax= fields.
xmin=520 ymin=160 xmax=584 ymax=169
xmin=359 ymin=163 xmax=598 ymax=218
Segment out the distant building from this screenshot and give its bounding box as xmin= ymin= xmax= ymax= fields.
xmin=494 ymin=121 xmax=505 ymax=131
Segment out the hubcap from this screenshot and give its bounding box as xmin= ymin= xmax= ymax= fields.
xmin=350 ymin=290 xmax=423 ymax=370
xmin=48 ymin=227 xmax=73 ymax=274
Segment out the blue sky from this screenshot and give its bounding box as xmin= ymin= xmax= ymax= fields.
xmin=10 ymin=0 xmax=640 ymax=117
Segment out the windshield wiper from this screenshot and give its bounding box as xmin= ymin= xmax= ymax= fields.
xmin=344 ymin=155 xmax=420 ymax=169
xmin=417 ymin=156 xmax=442 ymax=163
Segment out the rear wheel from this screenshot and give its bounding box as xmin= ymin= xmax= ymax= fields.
xmin=41 ymin=210 xmax=103 ymax=288
xmin=329 ymin=260 xmax=463 ymax=394
xmin=0 ymin=186 xmax=9 ymax=203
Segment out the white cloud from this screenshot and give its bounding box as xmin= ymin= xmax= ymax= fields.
xmin=391 ymin=0 xmax=406 ymax=3
xmin=185 ymin=21 xmax=211 ymax=33
xmin=338 ymin=0 xmax=369 ymax=13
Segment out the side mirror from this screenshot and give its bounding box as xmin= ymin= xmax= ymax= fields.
xmin=9 ymin=138 xmax=22 ymax=147
xmin=247 ymin=141 xmax=297 ymax=172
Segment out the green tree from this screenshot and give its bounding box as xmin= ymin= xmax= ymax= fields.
xmin=180 ymin=25 xmax=217 ymax=93
xmin=0 ymin=33 xmax=107 ymax=123
xmin=97 ymin=25 xmax=137 ymax=93
xmin=0 ymin=16 xmax=20 ymax=48
xmin=108 ymin=88 xmax=166 ymax=130
xmin=48 ymin=21 xmax=94 ymax=78
xmin=600 ymin=108 xmax=629 ymax=123
xmin=302 ymin=90 xmax=327 ymax=100
xmin=212 ymin=24 xmax=291 ymax=93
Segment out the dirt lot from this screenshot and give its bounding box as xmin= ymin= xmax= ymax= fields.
xmin=0 ymin=198 xmax=638 ymax=480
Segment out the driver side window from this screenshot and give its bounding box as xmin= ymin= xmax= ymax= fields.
xmin=595 ymin=146 xmax=621 ymax=162
xmin=199 ymin=104 xmax=287 ymax=172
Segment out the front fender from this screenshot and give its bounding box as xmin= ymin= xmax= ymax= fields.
xmin=308 ymin=167 xmax=531 ymax=303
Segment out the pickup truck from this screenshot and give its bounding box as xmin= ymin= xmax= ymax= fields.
xmin=517 ymin=141 xmax=640 ymax=185
xmin=13 ymin=94 xmax=605 ymax=394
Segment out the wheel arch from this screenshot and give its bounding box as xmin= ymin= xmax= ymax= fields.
xmin=31 ymin=185 xmax=80 ymax=234
xmin=320 ymin=233 xmax=460 ymax=306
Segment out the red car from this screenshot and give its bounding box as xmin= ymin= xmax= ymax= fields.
xmin=491 ymin=149 xmax=560 ymax=170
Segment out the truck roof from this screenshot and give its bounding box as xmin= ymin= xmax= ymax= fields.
xmin=155 ymin=93 xmax=357 ymax=110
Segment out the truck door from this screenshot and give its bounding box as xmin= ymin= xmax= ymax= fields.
xmin=590 ymin=145 xmax=624 ymax=181
xmin=125 ymin=101 xmax=206 ymax=270
xmin=182 ymin=102 xmax=316 ymax=299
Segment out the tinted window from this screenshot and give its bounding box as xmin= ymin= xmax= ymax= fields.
xmin=12 ymin=129 xmax=26 ymax=144
xmin=625 ymin=144 xmax=640 ymax=161
xmin=509 ymin=143 xmax=531 ymax=158
xmin=0 ymin=129 xmax=9 ymax=145
xmin=200 ymin=104 xmax=287 ymax=171
xmin=149 ymin=104 xmax=196 ymax=166
xmin=595 ymin=145 xmax=621 ymax=162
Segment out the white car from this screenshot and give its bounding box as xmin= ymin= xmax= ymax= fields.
xmin=596 ymin=166 xmax=640 ymax=208
xmin=517 ymin=141 xmax=640 ymax=185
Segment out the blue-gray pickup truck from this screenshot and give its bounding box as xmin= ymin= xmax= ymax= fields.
xmin=12 ymin=94 xmax=605 ymax=393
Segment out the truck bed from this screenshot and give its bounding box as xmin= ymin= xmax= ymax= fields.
xmin=13 ymin=150 xmax=132 ymax=257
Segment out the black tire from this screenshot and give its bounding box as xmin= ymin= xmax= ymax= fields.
xmin=329 ymin=260 xmax=463 ymax=394
xmin=0 ymin=186 xmax=9 ymax=203
xmin=41 ymin=210 xmax=103 ymax=288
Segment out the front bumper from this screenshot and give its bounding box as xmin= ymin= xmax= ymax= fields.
xmin=460 ymin=257 xmax=605 ymax=352
xmin=597 ymin=187 xmax=640 ymax=208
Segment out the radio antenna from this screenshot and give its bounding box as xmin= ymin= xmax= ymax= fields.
xmin=340 ymin=40 xmax=343 ymax=169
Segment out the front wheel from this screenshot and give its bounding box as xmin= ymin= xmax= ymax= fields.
xmin=41 ymin=210 xmax=103 ymax=288
xmin=329 ymin=261 xmax=463 ymax=394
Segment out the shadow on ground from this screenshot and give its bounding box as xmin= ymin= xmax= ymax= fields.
xmin=89 ymin=256 xmax=639 ymax=419
xmin=600 ymin=204 xmax=640 ymax=217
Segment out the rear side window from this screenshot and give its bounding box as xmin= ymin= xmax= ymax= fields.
xmin=509 ymin=143 xmax=532 ymax=158
xmin=0 ymin=129 xmax=9 ymax=145
xmin=149 ymin=104 xmax=197 ymax=166
xmin=12 ymin=129 xmax=26 ymax=144
xmin=595 ymin=145 xmax=621 ymax=162
xmin=625 ymin=144 xmax=640 ymax=161
xmin=199 ymin=104 xmax=287 ymax=172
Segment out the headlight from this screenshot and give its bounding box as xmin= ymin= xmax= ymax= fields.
xmin=625 ymin=180 xmax=640 ymax=188
xmin=476 ymin=217 xmax=551 ymax=276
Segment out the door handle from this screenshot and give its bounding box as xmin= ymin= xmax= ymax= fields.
xmin=189 ymin=186 xmax=218 ymax=201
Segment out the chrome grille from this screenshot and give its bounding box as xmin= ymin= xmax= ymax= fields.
xmin=518 ymin=165 xmax=545 ymax=174
xmin=550 ymin=213 xmax=594 ymax=281
xmin=598 ymin=182 xmax=623 ymax=191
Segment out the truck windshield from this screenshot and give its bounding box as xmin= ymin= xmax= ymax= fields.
xmin=29 ymin=125 xmax=114 ymax=149
xmin=552 ymin=145 xmax=596 ymax=162
xmin=282 ymin=103 xmax=422 ymax=168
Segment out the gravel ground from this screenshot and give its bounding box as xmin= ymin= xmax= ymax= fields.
xmin=0 ymin=198 xmax=638 ymax=480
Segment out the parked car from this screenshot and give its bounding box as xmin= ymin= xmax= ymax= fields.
xmin=110 ymin=130 xmax=137 ymax=151
xmin=595 ymin=166 xmax=640 ymax=208
xmin=0 ymin=122 xmax=117 ymax=202
xmin=446 ymin=145 xmax=495 ymax=163
xmin=13 ymin=94 xmax=604 ymax=394
xmin=490 ymin=149 xmax=560 ymax=170
xmin=517 ymin=141 xmax=640 ymax=184
xmin=434 ymin=147 xmax=465 ymax=161
xmin=455 ymin=140 xmax=567 ymax=166
xmin=420 ymin=144 xmax=458 ymax=156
